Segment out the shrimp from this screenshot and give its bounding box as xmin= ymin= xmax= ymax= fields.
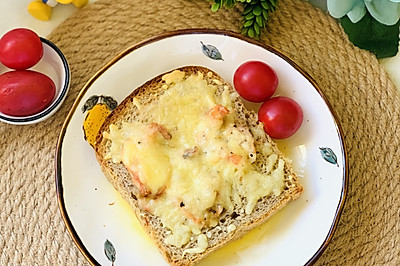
xmin=208 ymin=104 xmax=229 ymax=120
xmin=124 ymin=162 xmax=167 ymax=198
xmin=227 ymin=153 xmax=242 ymax=165
xmin=182 ymin=146 xmax=199 ymax=159
xmin=182 ymin=208 xmax=203 ymax=225
xmin=122 ymin=122 xmax=171 ymax=198
xmin=148 ymin=122 xmax=172 ymax=140
xmin=124 ymin=163 xmax=151 ymax=197
xmin=195 ymin=105 xmax=229 ymax=146
xmin=177 ymin=199 xmax=203 ymax=225
xmin=224 ymin=125 xmax=257 ymax=163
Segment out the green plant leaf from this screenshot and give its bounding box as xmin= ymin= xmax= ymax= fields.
xmin=340 ymin=12 xmax=400 ymax=59
xmin=261 ymin=1 xmax=269 ymax=10
xmin=252 ymin=6 xmax=262 ymax=16
xmin=244 ymin=19 xmax=253 ymax=27
xmin=247 ymin=27 xmax=255 ymax=38
xmin=211 ymin=2 xmax=221 ymax=12
xmin=262 ymin=9 xmax=268 ymax=20
xmin=209 ymin=0 xmax=276 ymax=39
xmin=256 ymin=14 xmax=264 ymax=27
xmin=243 ymin=4 xmax=253 ymax=14
xmin=254 ymin=21 xmax=261 ymax=35
xmin=245 ymin=12 xmax=255 ymax=20
xmin=226 ymin=0 xmax=235 ymax=8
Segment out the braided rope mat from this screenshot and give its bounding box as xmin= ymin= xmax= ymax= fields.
xmin=1 ymin=0 xmax=399 ymax=265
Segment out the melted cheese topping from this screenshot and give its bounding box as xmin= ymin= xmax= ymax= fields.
xmin=105 ymin=70 xmax=285 ymax=249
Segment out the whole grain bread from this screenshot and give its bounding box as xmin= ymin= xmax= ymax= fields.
xmin=95 ymin=66 xmax=303 ymax=265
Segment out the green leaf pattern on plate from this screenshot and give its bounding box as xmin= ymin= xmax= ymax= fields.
xmin=103 ymin=96 xmax=118 ymax=111
xmin=104 ymin=239 xmax=116 ymax=265
xmin=319 ymin=147 xmax=339 ymax=167
xmin=200 ymin=41 xmax=223 ymax=60
xmin=82 ymin=95 xmax=118 ymax=113
xmin=82 ymin=95 xmax=100 ymax=113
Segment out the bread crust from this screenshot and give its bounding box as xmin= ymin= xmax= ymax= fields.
xmin=95 ymin=66 xmax=303 ymax=266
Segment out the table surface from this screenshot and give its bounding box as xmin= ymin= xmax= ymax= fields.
xmin=0 ymin=1 xmax=398 ymax=265
xmin=0 ymin=0 xmax=399 ymax=92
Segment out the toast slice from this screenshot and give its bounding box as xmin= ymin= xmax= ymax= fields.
xmin=95 ymin=66 xmax=303 ymax=265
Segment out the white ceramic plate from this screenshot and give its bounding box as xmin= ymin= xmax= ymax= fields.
xmin=56 ymin=29 xmax=347 ymax=266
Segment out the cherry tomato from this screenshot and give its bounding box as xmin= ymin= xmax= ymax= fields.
xmin=0 ymin=70 xmax=55 ymax=116
xmin=233 ymin=61 xmax=278 ymax=102
xmin=258 ymin=96 xmax=303 ymax=139
xmin=0 ymin=28 xmax=43 ymax=70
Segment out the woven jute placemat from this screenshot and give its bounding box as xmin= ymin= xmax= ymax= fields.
xmin=1 ymin=0 xmax=399 ymax=265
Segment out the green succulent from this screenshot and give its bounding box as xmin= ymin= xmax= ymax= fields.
xmin=210 ymin=0 xmax=278 ymax=39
